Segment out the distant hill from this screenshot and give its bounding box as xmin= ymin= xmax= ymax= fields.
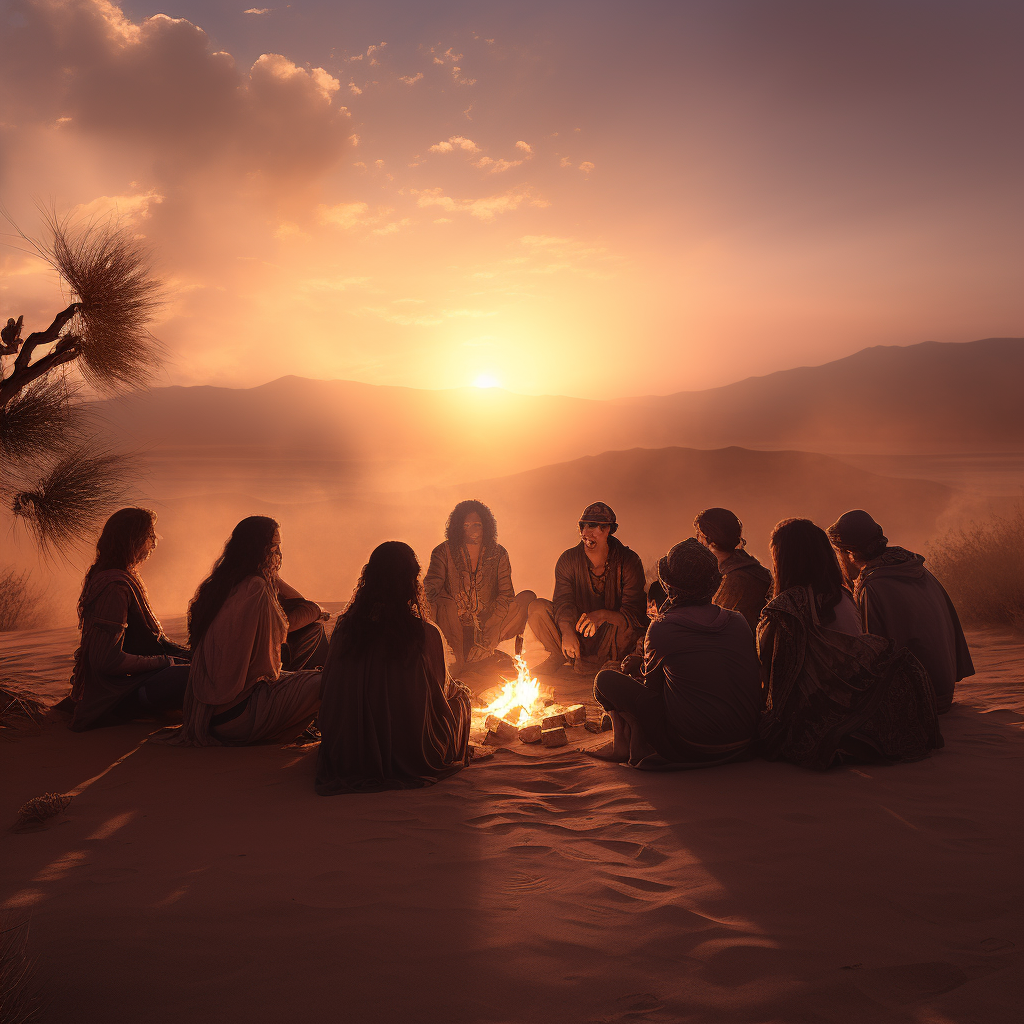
xmin=92 ymin=338 xmax=1024 ymax=488
xmin=134 ymin=445 xmax=957 ymax=613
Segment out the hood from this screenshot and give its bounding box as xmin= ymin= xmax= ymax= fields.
xmin=859 ymin=546 xmax=926 ymax=581
xmin=719 ymin=550 xmax=773 ymax=584
xmin=660 ymin=603 xmax=736 ymax=633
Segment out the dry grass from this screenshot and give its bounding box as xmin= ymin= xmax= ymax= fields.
xmin=38 ymin=210 xmax=163 ymax=394
xmin=0 ymin=917 xmax=42 ymax=1024
xmin=0 ymin=570 xmax=46 ymax=632
xmin=10 ymin=445 xmax=135 ymax=554
xmin=929 ymin=502 xmax=1024 ymax=631
xmin=0 ymin=682 xmax=49 ymax=729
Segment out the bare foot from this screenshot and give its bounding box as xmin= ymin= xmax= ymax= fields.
xmin=580 ymin=741 xmax=627 ymax=762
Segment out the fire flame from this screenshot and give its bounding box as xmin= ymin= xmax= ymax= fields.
xmin=477 ymin=655 xmax=541 ymax=727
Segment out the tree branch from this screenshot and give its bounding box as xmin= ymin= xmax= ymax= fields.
xmin=0 ymin=336 xmax=81 ymax=409
xmin=13 ymin=302 xmax=81 ymax=372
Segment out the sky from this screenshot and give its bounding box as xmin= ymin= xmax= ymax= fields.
xmin=1 ymin=0 xmax=1021 ymax=398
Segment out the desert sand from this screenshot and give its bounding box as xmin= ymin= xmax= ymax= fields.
xmin=2 ymin=622 xmax=1022 ymax=1024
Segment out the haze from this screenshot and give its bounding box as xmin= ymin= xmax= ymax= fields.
xmin=2 ymin=0 xmax=1022 ymax=398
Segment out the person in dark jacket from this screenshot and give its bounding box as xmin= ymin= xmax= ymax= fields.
xmin=528 ymin=501 xmax=648 ymax=675
xmin=694 ymin=507 xmax=772 ymax=632
xmin=70 ymin=508 xmax=191 ymax=731
xmin=827 ymin=509 xmax=974 ymax=714
xmin=423 ymin=500 xmax=535 ymax=677
xmin=589 ymin=538 xmax=763 ymax=769
xmin=316 ymin=542 xmax=472 ymax=794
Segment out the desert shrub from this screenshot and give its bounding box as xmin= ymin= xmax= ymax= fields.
xmin=0 ymin=917 xmax=42 ymax=1024
xmin=0 ymin=569 xmax=46 ymax=632
xmin=929 ymin=502 xmax=1024 ymax=631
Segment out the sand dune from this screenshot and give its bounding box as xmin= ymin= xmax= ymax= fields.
xmin=1 ymin=627 xmax=1021 ymax=1023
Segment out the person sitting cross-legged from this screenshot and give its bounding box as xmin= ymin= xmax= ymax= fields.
xmin=588 ymin=538 xmax=763 ymax=769
xmin=528 ymin=502 xmax=648 ymax=676
xmin=423 ymin=500 xmax=535 ymax=677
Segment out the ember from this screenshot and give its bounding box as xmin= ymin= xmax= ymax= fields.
xmin=469 ymin=656 xmax=590 ymax=748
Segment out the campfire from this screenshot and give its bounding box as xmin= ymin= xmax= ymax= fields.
xmin=469 ymin=655 xmax=589 ymax=748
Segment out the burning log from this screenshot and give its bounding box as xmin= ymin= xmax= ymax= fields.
xmin=483 ymin=716 xmax=518 ymax=745
xmin=541 ymin=726 xmax=568 ymax=747
xmin=542 ymin=711 xmax=566 ymax=729
xmin=518 ymin=723 xmax=543 ymax=743
xmin=563 ymin=704 xmax=586 ymax=726
xmin=502 ymin=705 xmax=524 ymax=725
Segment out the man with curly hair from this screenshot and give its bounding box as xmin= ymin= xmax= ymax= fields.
xmin=423 ymin=499 xmax=535 ymax=677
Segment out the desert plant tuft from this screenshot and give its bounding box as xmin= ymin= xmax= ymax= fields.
xmin=929 ymin=501 xmax=1024 ymax=632
xmin=1 ymin=209 xmax=162 ymax=553
xmin=0 ymin=917 xmax=43 ymax=1023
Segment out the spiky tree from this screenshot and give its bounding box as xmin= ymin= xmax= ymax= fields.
xmin=0 ymin=211 xmax=163 ymax=555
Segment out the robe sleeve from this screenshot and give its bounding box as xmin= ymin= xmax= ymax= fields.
xmin=283 ymin=599 xmax=322 ymax=632
xmin=618 ymin=549 xmax=649 ymax=633
xmin=84 ymin=583 xmax=170 ymax=677
xmin=552 ymin=550 xmax=581 ymax=634
xmin=641 ymin=627 xmax=666 ymax=696
xmin=423 ymin=544 xmax=448 ymax=612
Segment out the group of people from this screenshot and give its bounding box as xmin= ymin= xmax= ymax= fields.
xmin=67 ymin=497 xmax=973 ymax=791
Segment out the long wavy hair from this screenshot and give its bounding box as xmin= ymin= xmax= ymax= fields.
xmin=332 ymin=541 xmax=425 ymax=662
xmin=770 ymin=518 xmax=845 ymax=623
xmin=187 ymin=515 xmax=280 ymax=648
xmin=78 ymin=507 xmax=156 ymax=627
xmin=445 ymin=499 xmax=498 ymax=553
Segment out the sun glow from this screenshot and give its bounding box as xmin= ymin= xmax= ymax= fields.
xmin=473 ymin=373 xmax=501 ymax=389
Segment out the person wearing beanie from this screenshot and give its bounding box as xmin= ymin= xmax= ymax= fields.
xmin=527 ymin=501 xmax=647 ymax=675
xmin=694 ymin=507 xmax=773 ymax=631
xmin=827 ymin=510 xmax=974 ymax=714
xmin=587 ymin=538 xmax=763 ymax=768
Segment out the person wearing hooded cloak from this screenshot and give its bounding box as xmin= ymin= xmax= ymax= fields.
xmin=828 ymin=510 xmax=974 ymax=714
xmin=316 ymin=541 xmax=472 ymax=794
xmin=758 ymin=518 xmax=943 ymax=770
xmin=528 ymin=501 xmax=648 ymax=675
xmin=588 ymin=538 xmax=763 ymax=769
xmin=694 ymin=507 xmax=773 ymax=632
xmin=71 ymin=508 xmax=190 ymax=731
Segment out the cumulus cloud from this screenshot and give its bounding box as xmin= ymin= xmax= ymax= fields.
xmin=400 ymin=72 xmax=424 ymax=86
xmin=1 ymin=1 xmax=351 ymax=194
xmin=579 ymin=161 xmax=595 ymax=175
xmin=244 ymin=7 xmax=270 ymax=14
xmin=515 ymin=141 xmax=533 ymax=154
xmin=428 ymin=135 xmax=480 ymax=154
xmin=473 ymin=156 xmax=523 ymax=173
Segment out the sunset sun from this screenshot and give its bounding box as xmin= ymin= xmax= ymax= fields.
xmin=473 ymin=373 xmax=501 ymax=389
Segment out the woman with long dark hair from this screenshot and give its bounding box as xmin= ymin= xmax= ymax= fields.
xmin=167 ymin=516 xmax=322 ymax=745
xmin=757 ymin=518 xmax=942 ymax=769
xmin=423 ymin=499 xmax=535 ymax=678
xmin=70 ymin=507 xmax=190 ymax=730
xmin=317 ymin=541 xmax=472 ymax=794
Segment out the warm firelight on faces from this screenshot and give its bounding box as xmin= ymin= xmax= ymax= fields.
xmin=473 ymin=373 xmax=501 ymax=389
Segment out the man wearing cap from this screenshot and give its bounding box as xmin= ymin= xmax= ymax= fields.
xmin=588 ymin=538 xmax=762 ymax=767
xmin=827 ymin=510 xmax=974 ymax=713
xmin=527 ymin=502 xmax=648 ymax=675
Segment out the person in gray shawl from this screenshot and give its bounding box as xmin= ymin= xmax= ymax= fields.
xmin=827 ymin=510 xmax=974 ymax=714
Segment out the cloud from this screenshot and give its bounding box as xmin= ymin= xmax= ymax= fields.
xmin=473 ymin=156 xmax=523 ymax=173
xmin=399 ymin=73 xmax=423 ymax=86
xmin=428 ymin=135 xmax=480 ymax=154
xmin=515 ymin=141 xmax=533 ymax=154
xmin=1 ymin=1 xmax=352 ymax=193
xmin=411 ymin=187 xmax=544 ymax=221
xmin=244 ymin=7 xmax=270 ymax=14
xmin=579 ymin=161 xmax=595 ymax=175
